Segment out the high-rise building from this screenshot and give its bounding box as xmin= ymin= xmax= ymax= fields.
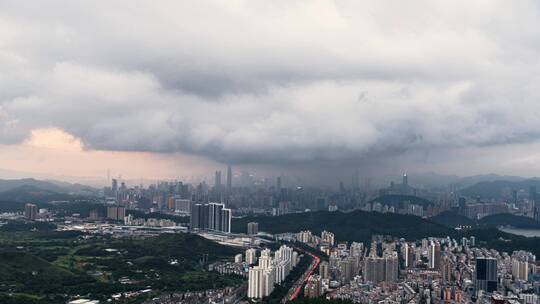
xmin=234 ymin=254 xmax=243 ymax=263
xmin=384 ymin=252 xmax=399 ymax=282
xmin=24 ymin=203 xmax=38 ymax=220
xmin=475 ymin=257 xmax=497 ymax=293
xmin=441 ymin=256 xmax=454 ymax=283
xmin=190 ymin=202 xmax=231 ymax=233
xmin=248 ymin=267 xmax=264 ymax=298
xmin=247 ymin=222 xmax=259 ymax=235
xmin=512 ymin=257 xmax=529 ymax=281
xmin=111 ymin=178 xmax=118 ymax=193
xmin=529 ymin=185 xmax=537 ymax=204
xmin=339 ymin=258 xmax=354 ymax=284
xmin=364 ymin=256 xmax=385 ymax=284
xmin=221 ymin=208 xmax=231 ymax=233
xmin=321 ymin=230 xmax=335 ymax=246
xmin=428 ymin=241 xmax=441 ymax=270
xmin=226 ymin=165 xmax=232 ymax=193
xmin=259 ymin=248 xmax=273 ymax=269
xmin=246 ymin=248 xmax=257 ymax=265
xmin=190 ymin=203 xmax=208 ymax=230
xmin=319 ymin=261 xmax=329 ymax=280
xmin=174 ymin=199 xmax=192 ymax=215
xmin=403 ymin=173 xmax=408 ymax=187
xmin=215 ymin=170 xmax=222 ymax=189
xmin=403 ymin=243 xmax=415 ymax=268
xmin=107 ymin=206 xmax=125 ymax=221
xmin=304 ymin=275 xmax=323 ymax=298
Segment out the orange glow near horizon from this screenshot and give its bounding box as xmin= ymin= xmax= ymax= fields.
xmin=0 ymin=128 xmax=219 ymax=185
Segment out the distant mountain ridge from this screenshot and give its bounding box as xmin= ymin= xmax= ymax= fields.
xmin=0 ymin=178 xmax=96 ymax=194
xmin=402 ymin=172 xmax=526 ymax=189
xmin=460 ymin=178 xmax=540 ymax=199
xmin=0 ymin=178 xmax=97 ymax=203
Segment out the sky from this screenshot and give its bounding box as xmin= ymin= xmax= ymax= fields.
xmin=1 ymin=1 xmax=540 ymax=185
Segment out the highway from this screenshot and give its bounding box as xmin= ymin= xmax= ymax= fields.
xmin=283 ymin=247 xmax=321 ymax=303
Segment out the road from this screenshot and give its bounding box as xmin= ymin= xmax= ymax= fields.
xmin=282 ymin=247 xmax=321 ymax=303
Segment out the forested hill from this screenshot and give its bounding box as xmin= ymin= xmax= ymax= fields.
xmin=431 ymin=211 xmax=540 ymax=229
xmin=232 ymin=210 xmax=453 ymax=243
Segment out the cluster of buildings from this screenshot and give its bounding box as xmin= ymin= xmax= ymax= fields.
xmin=247 ymin=245 xmax=299 ymax=299
xmin=279 ymin=230 xmax=540 ymax=304
xmin=123 ymin=214 xmax=176 ymax=227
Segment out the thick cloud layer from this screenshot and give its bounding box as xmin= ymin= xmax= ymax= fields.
xmin=1 ymin=1 xmax=540 ymax=164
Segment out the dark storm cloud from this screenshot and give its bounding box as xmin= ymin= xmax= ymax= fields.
xmin=2 ymin=0 xmax=540 ymax=166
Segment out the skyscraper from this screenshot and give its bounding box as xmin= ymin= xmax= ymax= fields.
xmin=226 ymin=165 xmax=232 ymax=193
xmin=403 ymin=173 xmax=408 ymax=187
xmin=475 ymin=257 xmax=497 ymax=293
xmin=111 ymin=178 xmax=118 ymax=193
xmin=24 ymin=203 xmax=38 ymax=220
xmin=428 ymin=241 xmax=441 ymax=270
xmin=215 ymin=170 xmax=222 ymax=189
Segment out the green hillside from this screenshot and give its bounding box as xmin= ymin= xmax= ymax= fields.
xmin=431 ymin=211 xmax=540 ymax=229
xmin=430 ymin=211 xmax=475 ymax=227
xmin=0 ymin=222 xmax=243 ymax=303
xmin=232 ymin=210 xmax=454 ymax=242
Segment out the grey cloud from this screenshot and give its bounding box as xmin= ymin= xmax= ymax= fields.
xmin=1 ymin=1 xmax=540 ymax=167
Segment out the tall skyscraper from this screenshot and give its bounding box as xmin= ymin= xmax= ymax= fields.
xmin=403 ymin=243 xmax=415 ymax=268
xmin=428 ymin=241 xmax=441 ymax=270
xmin=475 ymin=257 xmax=497 ymax=293
xmin=24 ymin=203 xmax=38 ymax=220
xmin=111 ymin=178 xmax=118 ymax=193
xmin=215 ymin=171 xmax=222 ymax=189
xmin=226 ymin=165 xmax=232 ymax=193
xmin=403 ymin=173 xmax=408 ymax=187
xmin=529 ymin=185 xmax=537 ymax=204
